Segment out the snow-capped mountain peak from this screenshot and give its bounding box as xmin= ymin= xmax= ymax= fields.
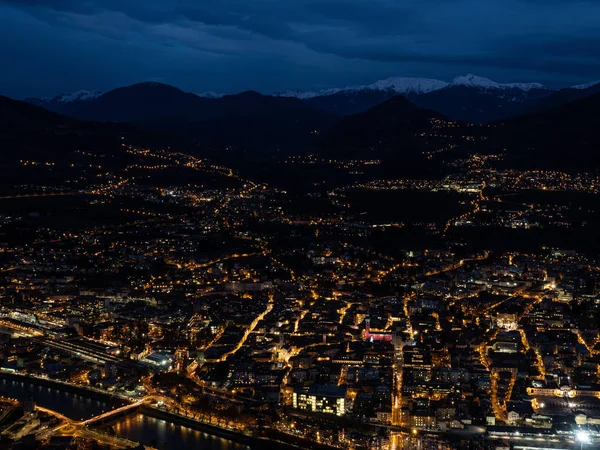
xmin=276 ymin=77 xmax=449 ymax=99
xmin=197 ymin=91 xmax=226 ymax=99
xmin=278 ymin=74 xmax=549 ymax=100
xmin=276 ymin=88 xmax=343 ymax=99
xmin=571 ymin=80 xmax=600 ymax=90
xmin=451 ymin=74 xmax=545 ymax=91
xmin=44 ymin=90 xmax=103 ymax=103
xmin=452 ymin=74 xmax=500 ymax=89
xmin=502 ymin=82 xmax=546 ymax=91
xmin=366 ymin=77 xmax=449 ymax=94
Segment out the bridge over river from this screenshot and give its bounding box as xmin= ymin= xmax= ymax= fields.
xmin=0 ymin=373 xmax=250 ymax=450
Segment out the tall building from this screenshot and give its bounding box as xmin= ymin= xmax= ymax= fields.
xmin=293 ymin=385 xmax=347 ymax=416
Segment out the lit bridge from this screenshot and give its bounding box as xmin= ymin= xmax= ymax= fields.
xmin=37 ymin=399 xmax=147 ymax=428
xmin=82 ymin=399 xmax=146 ymax=426
xmin=37 ymin=395 xmax=178 ymax=428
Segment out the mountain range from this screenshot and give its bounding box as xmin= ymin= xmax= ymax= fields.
xmin=318 ymin=82 xmax=600 ymax=171
xmin=487 ymin=91 xmax=600 ymax=170
xmin=25 ymin=74 xmax=600 ymax=125
xmin=27 ymin=83 xmax=337 ymax=151
xmin=0 ymin=94 xmax=133 ymax=165
xmin=4 ymin=72 xmax=600 ymax=172
xmin=293 ymin=74 xmax=566 ymax=122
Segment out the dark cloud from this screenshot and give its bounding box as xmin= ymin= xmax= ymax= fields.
xmin=0 ymin=0 xmax=599 ymax=98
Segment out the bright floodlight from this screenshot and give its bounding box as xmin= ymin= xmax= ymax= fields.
xmin=576 ymin=430 xmax=590 ymax=443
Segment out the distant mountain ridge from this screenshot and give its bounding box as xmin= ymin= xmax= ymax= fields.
xmin=521 ymin=81 xmax=600 ymax=115
xmin=486 ymin=90 xmax=600 ymax=170
xmin=22 ymin=73 xmax=600 ymax=131
xmin=8 ymin=79 xmax=600 ymax=172
xmin=28 ymin=73 xmax=600 ymax=107
xmin=571 ymin=80 xmax=600 ymax=90
xmin=0 ymin=94 xmax=138 ymax=165
xmin=291 ymin=75 xmax=556 ymax=122
xmin=24 ymin=82 xmax=338 ymax=151
xmin=450 ymin=74 xmax=545 ymax=91
xmin=279 ymin=74 xmax=554 ymax=100
xmin=320 ymin=95 xmax=443 ymax=157
xmin=276 ymin=74 xmax=600 ymax=123
xmin=277 ymin=76 xmax=450 ymax=98
xmin=317 ymin=83 xmax=600 ymax=173
xmin=25 ymin=90 xmax=103 ymax=109
xmin=26 ymin=82 xmax=327 ymax=122
xmin=44 ymin=89 xmax=103 ymax=103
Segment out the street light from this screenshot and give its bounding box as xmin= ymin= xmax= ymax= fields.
xmin=576 ymin=430 xmax=590 ymax=450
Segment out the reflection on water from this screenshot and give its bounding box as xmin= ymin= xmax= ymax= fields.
xmin=113 ymin=414 xmax=250 ymax=450
xmin=0 ymin=379 xmax=119 ymax=421
xmin=0 ymin=378 xmax=249 ymax=450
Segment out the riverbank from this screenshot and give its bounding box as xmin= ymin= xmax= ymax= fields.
xmin=144 ymin=406 xmax=340 ymax=450
xmin=141 ymin=406 xmax=305 ymax=450
xmin=0 ymin=371 xmax=126 ymax=406
xmin=0 ymin=372 xmax=304 ymax=449
xmin=0 ymin=372 xmax=340 ymax=450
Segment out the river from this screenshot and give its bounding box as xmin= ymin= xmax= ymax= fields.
xmin=0 ymin=378 xmax=121 ymax=421
xmin=0 ymin=377 xmax=250 ymax=450
xmin=113 ymin=413 xmax=249 ymax=450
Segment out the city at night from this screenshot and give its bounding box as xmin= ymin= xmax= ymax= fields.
xmin=1 ymin=1 xmax=600 ymax=450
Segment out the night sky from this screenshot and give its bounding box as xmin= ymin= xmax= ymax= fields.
xmin=1 ymin=0 xmax=599 ymax=98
